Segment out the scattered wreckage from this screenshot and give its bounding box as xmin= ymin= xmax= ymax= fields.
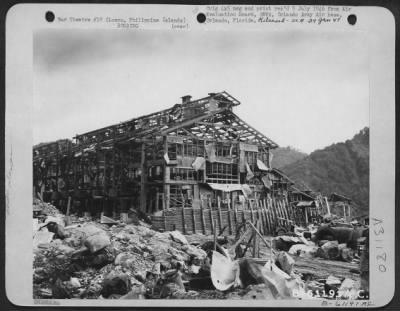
xmin=33 ymin=199 xmax=368 ymax=300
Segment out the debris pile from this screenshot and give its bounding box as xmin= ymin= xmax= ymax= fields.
xmin=33 ymin=220 xmax=209 ymax=299
xmin=33 ymin=198 xmax=62 ymax=217
xmin=33 ymin=204 xmax=368 ymax=300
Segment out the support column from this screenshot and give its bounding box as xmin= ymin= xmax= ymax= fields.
xmin=140 ymin=142 xmax=147 ymax=213
xmin=163 ymin=136 xmax=170 ymax=210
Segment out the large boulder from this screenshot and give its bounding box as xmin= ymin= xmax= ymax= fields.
xmin=275 ymin=251 xmax=295 ymax=275
xmin=169 ymin=231 xmax=188 ymax=245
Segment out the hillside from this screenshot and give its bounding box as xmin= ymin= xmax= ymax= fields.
xmin=281 ymin=128 xmax=369 ymax=216
xmin=271 ymin=146 xmax=308 ymax=169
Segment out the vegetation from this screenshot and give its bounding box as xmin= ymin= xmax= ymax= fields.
xmin=271 ymin=146 xmax=307 ymax=169
xmin=281 ymin=128 xmax=369 ymax=216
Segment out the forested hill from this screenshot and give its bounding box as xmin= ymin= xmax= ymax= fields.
xmin=271 ymin=146 xmax=307 ymax=169
xmin=280 ymin=127 xmax=369 ymax=216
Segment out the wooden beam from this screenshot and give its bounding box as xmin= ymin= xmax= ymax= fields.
xmin=139 ymin=143 xmax=147 ymax=213
xmin=161 ymin=109 xmax=224 ymax=135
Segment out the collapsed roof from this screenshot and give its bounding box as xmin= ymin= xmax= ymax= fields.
xmin=73 ymin=91 xmax=279 ymax=149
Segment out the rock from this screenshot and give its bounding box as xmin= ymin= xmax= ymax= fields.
xmin=340 ymin=247 xmax=354 ymax=262
xmin=288 ymin=244 xmax=318 ymax=259
xmin=101 ymin=271 xmax=131 ymax=298
xmin=134 ymin=271 xmax=147 ymax=283
xmin=84 ymin=232 xmax=111 ymax=254
xmin=114 ymin=252 xmax=137 ymax=269
xmin=272 ymin=236 xmax=303 ymax=252
xmin=152 ymin=263 xmax=161 ymax=275
xmin=69 ymin=277 xmax=81 ymax=288
xmin=242 ymin=284 xmax=275 ymax=300
xmin=275 ymin=251 xmax=295 ymax=275
xmin=318 ymin=240 xmax=340 ymax=260
xmin=169 ymin=247 xmax=190 ymax=262
xmin=45 ymin=215 xmax=65 ymax=226
xmin=169 ymin=231 xmax=188 ymax=245
xmin=46 ymin=222 xmax=67 ymax=240
xmin=52 ymin=278 xmax=72 ymax=299
xmin=76 ymin=224 xmax=105 ymax=237
xmin=181 ymin=244 xmax=207 ymax=260
xmin=83 ymin=247 xmax=115 ymax=268
xmin=160 ymin=282 xmax=185 ymax=298
xmin=188 ymin=264 xmax=201 ymax=274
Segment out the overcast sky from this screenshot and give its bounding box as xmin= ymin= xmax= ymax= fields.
xmin=34 ymin=29 xmax=368 ymax=153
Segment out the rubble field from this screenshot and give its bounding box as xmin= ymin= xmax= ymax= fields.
xmin=33 ymin=201 xmax=367 ymax=300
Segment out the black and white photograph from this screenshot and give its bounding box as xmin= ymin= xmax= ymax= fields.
xmin=5 ymin=3 xmax=395 ymax=307
xmin=31 ymin=26 xmax=371 ymax=301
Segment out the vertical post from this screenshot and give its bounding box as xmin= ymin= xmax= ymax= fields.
xmin=252 ymin=220 xmax=260 ymax=258
xmin=200 ymin=204 xmax=206 ymax=234
xmin=181 ymin=207 xmax=186 ymax=234
xmin=163 ymin=136 xmax=170 ymax=210
xmin=103 ymin=152 xmax=107 ymax=194
xmin=234 ymin=206 xmax=238 ymax=233
xmin=162 ymin=193 xmax=165 ymax=210
xmin=217 ymin=204 xmax=223 ymax=234
xmin=192 ymin=208 xmax=196 ymax=234
xmin=65 ymin=196 xmax=71 ymax=226
xmin=228 ymin=208 xmax=233 ymax=235
xmin=304 ymin=207 xmax=309 ymax=225
xmin=213 ymin=218 xmax=217 ymax=251
xmin=155 ymin=192 xmax=160 ymax=211
xmin=210 ymin=209 xmax=215 ymax=234
xmin=139 ymin=142 xmax=147 ymax=213
xmin=249 ymin=200 xmax=255 ymax=223
xmin=325 ymin=197 xmax=331 ymax=216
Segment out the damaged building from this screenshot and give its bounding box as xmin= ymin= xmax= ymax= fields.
xmin=33 ymin=92 xmax=339 ymax=233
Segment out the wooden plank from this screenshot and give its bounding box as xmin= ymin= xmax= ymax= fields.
xmin=200 ymin=206 xmax=206 ymax=234
xmin=228 ymin=210 xmax=233 ymax=235
xmin=139 ymin=143 xmax=147 ymax=213
xmin=281 ymin=200 xmax=290 ymax=225
xmin=181 ymin=208 xmax=186 ymax=234
xmin=255 ymin=200 xmax=264 ymax=235
xmin=260 ymin=201 xmax=267 ymax=235
xmin=155 ymin=192 xmax=159 ymax=211
xmin=242 ymin=209 xmax=247 ymax=231
xmin=234 ymin=207 xmax=238 ymax=234
xmin=276 ymin=200 xmax=284 ymax=226
xmin=273 ymin=199 xmax=280 ymax=226
xmin=252 ymin=220 xmax=259 ymax=258
xmin=278 ymin=200 xmax=285 ymax=225
xmin=192 ymin=208 xmax=196 ymax=234
xmin=210 ymin=209 xmax=215 ymax=234
xmin=268 ymin=198 xmax=277 ymax=230
xmin=263 ymin=199 xmax=272 ymax=235
xmin=217 ymin=206 xmax=223 ymax=233
xmin=249 ymin=201 xmax=255 ymax=223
